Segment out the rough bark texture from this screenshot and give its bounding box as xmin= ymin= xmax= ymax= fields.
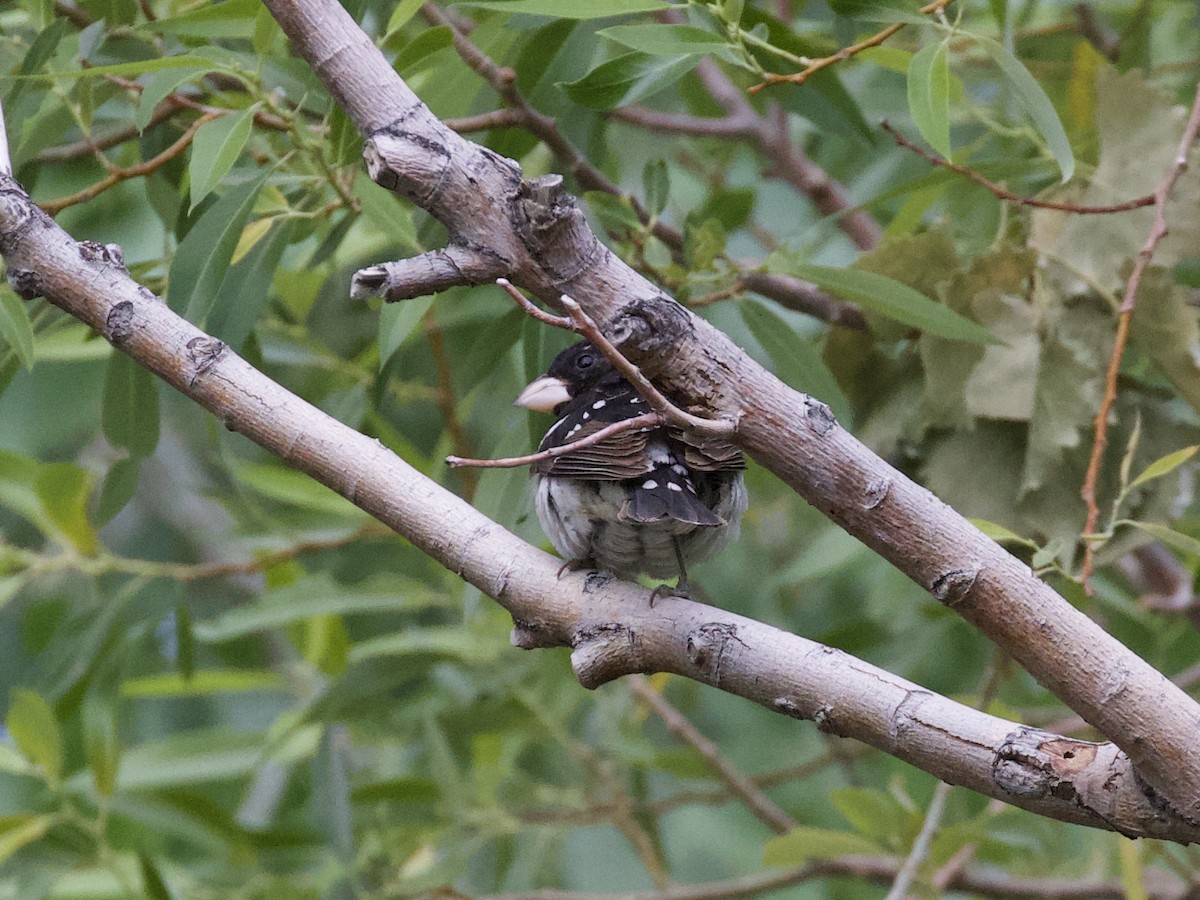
xmin=256 ymin=0 xmax=1200 ymax=823
xmin=1 ymin=175 xmax=1196 ymax=839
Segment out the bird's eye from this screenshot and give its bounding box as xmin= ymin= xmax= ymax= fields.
xmin=577 ymin=354 xmax=594 ymax=369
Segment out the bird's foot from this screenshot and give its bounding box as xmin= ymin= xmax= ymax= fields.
xmin=649 ymin=578 xmax=692 ymax=607
xmin=556 ymin=558 xmax=615 ymax=593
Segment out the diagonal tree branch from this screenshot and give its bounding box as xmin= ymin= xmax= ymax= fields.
xmin=256 ymin=0 xmax=1200 ymax=822
xmin=0 ymin=149 xmax=1195 ymax=838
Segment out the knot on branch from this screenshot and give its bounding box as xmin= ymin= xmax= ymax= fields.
xmin=78 ymin=240 xmax=126 ymax=270
xmin=364 ymin=116 xmax=453 ymax=206
xmin=803 ymin=397 xmax=838 ymax=434
xmin=510 ymin=618 xmax=562 ymax=650
xmin=513 ymin=175 xmax=602 ymax=282
xmin=105 ymin=301 xmax=135 ymax=343
xmin=570 ymin=621 xmax=643 ymax=689
xmin=686 ymin=622 xmax=745 ymax=687
xmin=931 ymin=567 xmax=981 ymax=607
xmin=607 ymin=295 xmax=693 ymax=362
xmin=7 ymin=268 xmax=40 ymax=300
xmin=0 ymin=178 xmax=51 ymax=256
xmin=187 ymin=336 xmax=227 ymax=384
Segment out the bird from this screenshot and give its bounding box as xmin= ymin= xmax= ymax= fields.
xmin=514 ymin=341 xmax=747 ymax=594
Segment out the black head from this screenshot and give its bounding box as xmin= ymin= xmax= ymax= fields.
xmin=514 ymin=341 xmax=616 ymax=413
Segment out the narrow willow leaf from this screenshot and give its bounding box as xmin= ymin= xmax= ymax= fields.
xmin=739 ymin=301 xmax=852 ymax=425
xmin=379 ymin=295 xmax=434 ymax=368
xmin=970 ymin=518 xmax=1037 ymax=547
xmin=143 ymin=0 xmax=260 ymax=38
xmin=559 ymin=52 xmax=701 ymax=110
xmin=790 ymin=263 xmax=999 ymax=344
xmin=35 ymin=463 xmax=98 ymax=555
xmin=1130 ymin=446 xmax=1199 ymax=490
xmin=6 ymin=689 xmax=62 ymax=780
xmin=102 ymin=351 xmax=160 ymax=458
xmin=977 ymin=36 xmax=1075 ymax=182
xmin=386 ymin=0 xmax=427 ymax=33
xmin=95 ymin=456 xmax=141 ymax=525
xmin=26 ymin=55 xmax=227 ymax=81
xmin=136 ymin=67 xmax=208 ymax=132
xmin=455 ymin=0 xmax=668 ymax=17
xmin=0 ymin=289 xmax=34 ymax=370
xmin=169 ymin=168 xmax=270 ymax=323
xmin=907 ymin=41 xmax=952 ymax=158
xmin=0 ymin=815 xmax=53 ymax=865
xmin=121 ymin=669 xmax=288 ymax=697
xmin=189 ymin=107 xmax=257 ymax=211
xmin=208 ymin=219 xmax=294 ymax=351
xmin=764 ymin=826 xmax=881 ymax=865
xmin=642 ymin=159 xmax=669 ymax=218
xmin=599 ymin=24 xmax=737 ymax=61
xmin=82 ymin=694 xmax=120 ymax=797
xmin=1122 ymin=521 xmax=1200 ymax=557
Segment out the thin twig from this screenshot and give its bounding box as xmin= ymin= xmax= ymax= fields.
xmin=1080 ymin=80 xmax=1200 ymax=590
xmin=39 ymin=114 xmax=215 ymax=214
xmin=496 ymin=279 xmax=738 ymax=440
xmin=750 ymin=0 xmax=956 ymax=94
xmin=882 ymin=120 xmax=1156 ymax=214
xmin=628 ymin=675 xmax=798 ymax=835
xmin=448 ymin=414 xmax=662 ymax=469
xmin=884 ymin=781 xmax=952 ymax=900
xmin=445 ymin=108 xmax=528 ymax=133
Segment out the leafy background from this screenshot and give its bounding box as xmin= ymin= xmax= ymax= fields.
xmin=1 ymin=0 xmax=1200 ymax=896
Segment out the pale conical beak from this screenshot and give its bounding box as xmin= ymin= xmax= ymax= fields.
xmin=515 ymin=375 xmax=572 ymax=412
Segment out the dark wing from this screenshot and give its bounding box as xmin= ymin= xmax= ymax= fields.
xmin=533 ymin=375 xmax=657 ymax=479
xmin=670 ymin=428 xmax=746 ymax=473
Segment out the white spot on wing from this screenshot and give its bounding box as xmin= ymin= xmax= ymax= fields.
xmin=592 ymin=400 xmax=606 ymax=409
xmin=642 ymin=479 xmax=659 ymax=489
xmin=667 ymin=482 xmax=683 ymax=492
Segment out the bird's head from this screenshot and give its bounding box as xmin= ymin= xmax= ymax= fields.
xmin=514 ymin=341 xmax=610 ymax=413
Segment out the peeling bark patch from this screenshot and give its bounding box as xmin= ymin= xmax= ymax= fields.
xmin=7 ymin=268 xmax=40 ymax=300
xmin=137 ymin=285 xmax=159 ymax=303
xmin=814 ymin=704 xmax=837 ymax=733
xmin=863 ymin=477 xmax=891 ymax=509
xmin=511 ymin=618 xmax=558 ymax=650
xmin=106 ymin=301 xmax=135 ymax=343
xmin=931 ymin=567 xmax=980 ymax=607
xmin=609 ymin=296 xmax=693 ymax=361
xmin=686 ymin=622 xmax=744 ymax=685
xmin=772 ymin=697 xmax=807 ymax=719
xmin=187 ymin=336 xmax=227 ymax=383
xmin=803 ymin=398 xmax=837 ymax=434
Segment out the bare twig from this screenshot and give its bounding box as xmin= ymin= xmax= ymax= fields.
xmin=882 ymin=121 xmax=1156 ymax=214
xmin=446 ymin=108 xmax=535 ymax=133
xmin=750 ymin=0 xmax=956 ymax=94
xmin=448 ymin=413 xmax=662 ymax=470
xmin=1080 ymin=80 xmax=1200 ymax=590
xmin=39 ymin=114 xmax=215 ymax=214
xmin=496 ymin=279 xmax=738 ymax=440
xmin=884 ymin=781 xmax=952 ymax=900
xmin=629 ymin=675 xmax=798 ymax=835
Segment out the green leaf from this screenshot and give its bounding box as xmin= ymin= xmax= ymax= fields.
xmin=559 ymin=52 xmax=701 ymax=110
xmin=27 ymin=55 xmax=231 ymax=81
xmin=35 ymin=463 xmax=98 ymax=555
xmin=138 ymin=854 xmax=175 ymax=900
xmin=764 ymin=826 xmax=881 ymax=865
xmin=394 ymin=25 xmax=454 ymax=75
xmin=168 ymin=168 xmax=270 ymax=323
xmin=121 ymin=669 xmax=287 ymax=697
xmin=976 ymin=36 xmax=1074 ymax=182
xmin=1130 ymin=446 xmax=1199 ymax=490
xmin=790 ymin=263 xmax=999 ymax=345
xmin=102 ymin=351 xmax=160 ymax=458
xmin=831 ymin=0 xmax=933 ymax=24
xmin=7 ymin=689 xmax=63 ymax=781
xmin=82 ymin=693 xmax=120 ymax=797
xmin=0 ymin=289 xmax=35 ymax=371
xmin=739 ymin=300 xmax=852 ymax=425
xmin=350 ymin=627 xmax=503 ymax=664
xmin=95 ymin=457 xmax=142 ymax=525
xmin=136 ymin=67 xmax=208 ymax=132
xmin=599 ymin=24 xmax=738 ymax=62
xmin=907 ymin=41 xmax=952 ymax=158
xmin=193 ymin=576 xmax=451 ymax=643
xmin=175 ymin=603 xmax=195 ymax=681
xmin=230 ymin=461 xmax=367 ymax=517
xmin=188 ymin=107 xmax=257 ymax=211
xmin=313 ymin=726 xmax=354 ymax=860
xmin=380 ymin=295 xmax=435 ymax=368
xmin=970 ymin=518 xmax=1036 ymax=547
xmin=0 ymin=815 xmax=53 ymax=865
xmin=386 ymin=0 xmax=427 ymax=34
xmin=642 ymin=159 xmax=669 ymax=218
xmin=143 ymin=0 xmax=261 ymax=38
xmin=454 ymin=0 xmax=668 ymax=18
xmin=1122 ymin=521 xmax=1200 ymax=558
xmin=207 ymin=219 xmax=294 ymax=351
xmin=356 ymin=172 xmax=419 ymax=252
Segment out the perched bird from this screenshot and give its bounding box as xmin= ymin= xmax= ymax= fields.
xmin=515 ymin=341 xmax=747 ymax=591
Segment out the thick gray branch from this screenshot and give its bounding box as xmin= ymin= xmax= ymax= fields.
xmin=0 ymin=177 xmax=1195 ymax=840
xmin=259 ymin=0 xmax=1200 ymax=821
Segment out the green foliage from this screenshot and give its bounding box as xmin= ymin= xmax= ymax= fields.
xmin=2 ymin=0 xmax=1200 ymax=896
